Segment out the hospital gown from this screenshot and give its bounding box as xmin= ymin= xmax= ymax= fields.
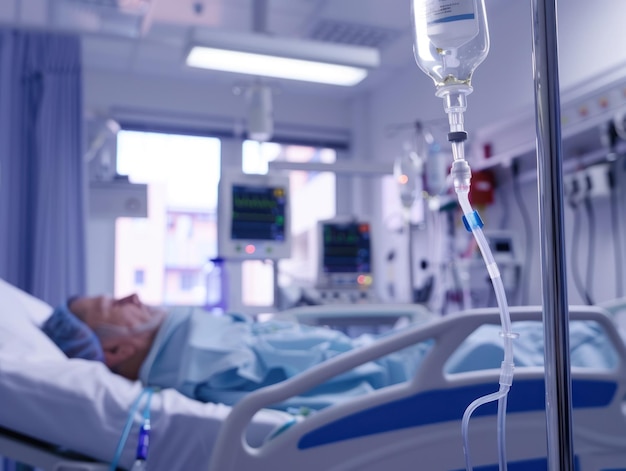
xmin=138 ymin=309 xmax=430 ymax=411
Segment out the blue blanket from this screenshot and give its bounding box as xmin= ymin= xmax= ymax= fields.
xmin=139 ymin=309 xmax=430 ymax=410
xmin=139 ymin=309 xmax=617 ymax=411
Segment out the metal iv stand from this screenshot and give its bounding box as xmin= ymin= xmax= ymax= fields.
xmin=531 ymin=0 xmax=575 ymax=469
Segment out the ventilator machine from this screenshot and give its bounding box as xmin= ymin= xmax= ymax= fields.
xmin=411 ymin=1 xmax=516 ymax=469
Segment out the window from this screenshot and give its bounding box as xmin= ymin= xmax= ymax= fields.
xmin=241 ymin=140 xmax=337 ymax=307
xmin=134 ymin=269 xmax=145 ymax=286
xmin=180 ymin=272 xmax=197 ymax=291
xmin=115 ymin=130 xmax=221 ymax=306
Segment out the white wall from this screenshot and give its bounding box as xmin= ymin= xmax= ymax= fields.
xmin=488 ymin=167 xmax=626 ymax=307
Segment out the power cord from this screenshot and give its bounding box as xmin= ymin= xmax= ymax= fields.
xmin=582 ymin=172 xmax=596 ymax=306
xmin=608 ymin=161 xmax=625 ymax=298
xmin=511 ymin=160 xmax=533 ymax=305
xmin=567 ymin=175 xmax=593 ymax=305
xmin=603 ymin=119 xmax=624 ymax=298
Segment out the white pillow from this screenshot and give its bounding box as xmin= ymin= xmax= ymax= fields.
xmin=0 ymin=278 xmax=65 ymax=360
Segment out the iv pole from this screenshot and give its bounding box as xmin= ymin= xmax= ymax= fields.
xmin=531 ymin=0 xmax=575 ymax=469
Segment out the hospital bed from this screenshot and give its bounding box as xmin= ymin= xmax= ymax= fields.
xmin=2 ymin=278 xmax=626 ymax=470
xmin=210 ymin=305 xmax=626 ymax=471
xmin=600 ymin=298 xmax=626 ymax=331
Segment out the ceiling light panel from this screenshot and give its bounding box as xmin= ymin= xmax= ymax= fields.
xmin=187 ymin=46 xmax=368 ymax=86
xmin=186 ymin=29 xmax=380 ymax=87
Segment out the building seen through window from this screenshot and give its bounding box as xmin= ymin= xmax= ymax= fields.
xmin=115 ymin=131 xmax=337 ymax=310
xmin=115 ymin=130 xmax=221 ymax=306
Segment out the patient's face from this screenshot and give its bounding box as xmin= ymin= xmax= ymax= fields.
xmin=70 ymin=294 xmax=164 ymax=338
xmin=70 ymin=294 xmax=164 ymax=377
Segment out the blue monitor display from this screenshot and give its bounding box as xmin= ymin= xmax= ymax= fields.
xmin=322 ymin=222 xmax=371 ymax=274
xmin=231 ymin=184 xmax=286 ymax=241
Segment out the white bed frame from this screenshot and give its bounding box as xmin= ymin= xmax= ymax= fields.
xmin=209 ymin=306 xmax=626 ymax=471
xmin=275 ymin=303 xmax=434 ymax=334
xmin=0 ymin=427 xmax=108 ymax=471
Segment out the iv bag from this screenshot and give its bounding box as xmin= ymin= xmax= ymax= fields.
xmin=424 ymin=142 xmax=449 ymax=196
xmin=394 ymin=144 xmax=424 ymax=211
xmin=412 ymin=0 xmax=489 ymax=89
xmin=424 ymin=0 xmax=479 ymax=50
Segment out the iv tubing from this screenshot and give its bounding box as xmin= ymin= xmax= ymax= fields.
xmin=443 ymin=92 xmax=515 ymax=471
xmin=456 ymin=187 xmax=515 ymax=471
xmin=109 ymin=388 xmax=149 ymax=471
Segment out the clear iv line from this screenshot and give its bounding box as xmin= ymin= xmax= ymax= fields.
xmin=444 ymin=87 xmax=516 ymax=471
xmin=131 ymin=387 xmax=155 ymax=471
xmin=410 ymin=1 xmax=512 ymax=466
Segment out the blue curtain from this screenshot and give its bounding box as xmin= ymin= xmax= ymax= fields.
xmin=0 ymin=30 xmax=86 ymax=306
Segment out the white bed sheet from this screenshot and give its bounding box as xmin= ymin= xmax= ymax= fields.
xmin=0 ymin=354 xmax=288 ymax=470
xmin=0 ymin=279 xmax=289 ymax=470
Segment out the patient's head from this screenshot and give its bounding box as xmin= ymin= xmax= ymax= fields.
xmin=69 ymin=294 xmax=165 ymax=380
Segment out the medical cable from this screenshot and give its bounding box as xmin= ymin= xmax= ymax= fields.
xmin=496 ymin=171 xmax=510 ymax=231
xmin=428 ymin=209 xmax=445 ymax=313
xmin=109 ymin=387 xmax=154 ymax=471
xmin=130 ymin=387 xmax=154 ymax=471
xmin=608 ymin=162 xmax=624 ymax=298
xmin=582 ymin=175 xmax=596 ymax=306
xmin=511 ymin=161 xmax=533 ymax=306
xmin=567 ymin=178 xmax=593 ymax=305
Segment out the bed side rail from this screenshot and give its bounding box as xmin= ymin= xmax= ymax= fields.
xmin=278 ymin=303 xmax=433 ymax=321
xmin=414 ymin=305 xmax=626 ymax=391
xmin=209 ymin=305 xmax=626 ymax=470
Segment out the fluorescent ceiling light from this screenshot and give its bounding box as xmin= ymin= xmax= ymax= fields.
xmin=185 ymin=31 xmax=380 ymax=87
xmin=187 ymin=46 xmax=369 ymax=86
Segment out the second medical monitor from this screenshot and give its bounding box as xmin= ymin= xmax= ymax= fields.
xmin=317 ymin=218 xmax=373 ymax=289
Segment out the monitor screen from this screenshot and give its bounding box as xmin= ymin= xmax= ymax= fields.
xmin=218 ymin=172 xmax=292 ymax=260
xmin=321 ymin=221 xmax=372 ymax=275
xmin=230 ymin=184 xmax=287 ymax=241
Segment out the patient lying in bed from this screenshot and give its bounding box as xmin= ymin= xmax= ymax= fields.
xmin=42 ymin=292 xmax=619 ymax=412
xmin=43 ymin=294 xmax=429 ymax=410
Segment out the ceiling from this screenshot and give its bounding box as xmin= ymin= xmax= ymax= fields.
xmin=0 ymin=0 xmax=507 ymax=98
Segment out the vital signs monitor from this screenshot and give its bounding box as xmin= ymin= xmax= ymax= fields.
xmin=315 ymin=217 xmax=375 ymax=304
xmin=217 ymin=171 xmax=291 ymax=260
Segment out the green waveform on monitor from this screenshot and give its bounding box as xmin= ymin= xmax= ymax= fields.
xmin=233 ymin=196 xmax=278 ymax=210
xmin=233 ymin=212 xmax=284 ymax=223
xmin=324 ymin=232 xmax=359 ymax=244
